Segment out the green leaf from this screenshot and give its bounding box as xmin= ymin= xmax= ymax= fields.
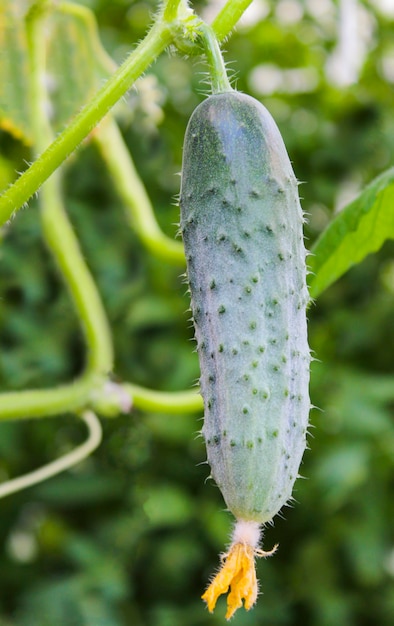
xmin=308 ymin=167 xmax=394 ymax=299
xmin=0 ymin=0 xmax=33 ymax=143
xmin=45 ymin=3 xmax=115 ymax=131
xmin=0 ymin=0 xmax=115 ymax=143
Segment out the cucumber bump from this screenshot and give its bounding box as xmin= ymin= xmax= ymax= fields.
xmin=180 ymin=91 xmax=310 ymax=618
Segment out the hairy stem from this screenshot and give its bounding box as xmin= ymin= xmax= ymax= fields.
xmin=199 ymin=24 xmax=232 ymax=93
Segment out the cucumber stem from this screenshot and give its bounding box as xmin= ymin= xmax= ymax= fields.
xmin=200 ymin=24 xmax=232 ymax=93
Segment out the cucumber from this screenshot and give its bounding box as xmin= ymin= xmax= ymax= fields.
xmin=180 ymin=91 xmax=310 ymax=618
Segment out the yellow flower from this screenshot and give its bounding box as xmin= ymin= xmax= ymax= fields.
xmin=202 ymin=523 xmax=277 ymax=620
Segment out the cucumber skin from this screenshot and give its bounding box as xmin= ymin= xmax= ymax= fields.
xmin=180 ymin=92 xmax=310 ymax=524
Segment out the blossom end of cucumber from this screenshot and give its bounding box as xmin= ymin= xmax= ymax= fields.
xmin=201 ymin=520 xmax=277 ymax=619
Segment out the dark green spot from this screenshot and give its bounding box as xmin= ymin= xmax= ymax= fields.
xmin=218 ymin=344 xmax=224 ymax=353
xmin=249 ymin=321 xmax=257 ymax=330
xmin=258 ymin=346 xmax=265 ymax=353
xmin=232 ymin=348 xmax=238 ymax=355
xmin=243 ymin=374 xmax=250 ymax=382
xmin=257 ymin=437 xmax=263 ymax=443
xmin=252 ymin=388 xmax=258 ymax=395
xmin=252 ymin=361 xmax=258 ymax=368
xmin=245 ymin=286 xmax=252 ymax=294
xmin=218 ymin=305 xmax=226 ymax=314
xmin=246 ymin=441 xmax=254 ymax=449
xmin=230 ymin=440 xmax=237 ymax=447
xmin=210 ymin=279 xmax=216 ymax=289
xmin=242 ymin=405 xmax=250 ymax=415
xmin=213 ymin=435 xmax=220 ymax=445
xmin=251 ymin=275 xmax=259 ymax=283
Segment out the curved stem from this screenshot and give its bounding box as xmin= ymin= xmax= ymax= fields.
xmin=199 ymin=24 xmax=232 ymax=93
xmin=94 ymin=118 xmax=185 ymax=265
xmin=0 ymin=19 xmax=173 ymax=226
xmin=40 ymin=182 xmax=114 ymax=374
xmin=122 ymin=382 xmax=203 ymax=414
xmin=211 ymin=0 xmax=254 ymax=41
xmin=0 ymin=411 xmax=102 ymax=498
xmin=26 ymin=6 xmax=113 ymax=376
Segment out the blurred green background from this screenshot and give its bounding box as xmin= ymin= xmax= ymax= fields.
xmin=1 ymin=1 xmax=394 ymax=624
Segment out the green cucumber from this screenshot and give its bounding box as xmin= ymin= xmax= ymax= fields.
xmin=180 ymin=91 xmax=310 ymax=525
